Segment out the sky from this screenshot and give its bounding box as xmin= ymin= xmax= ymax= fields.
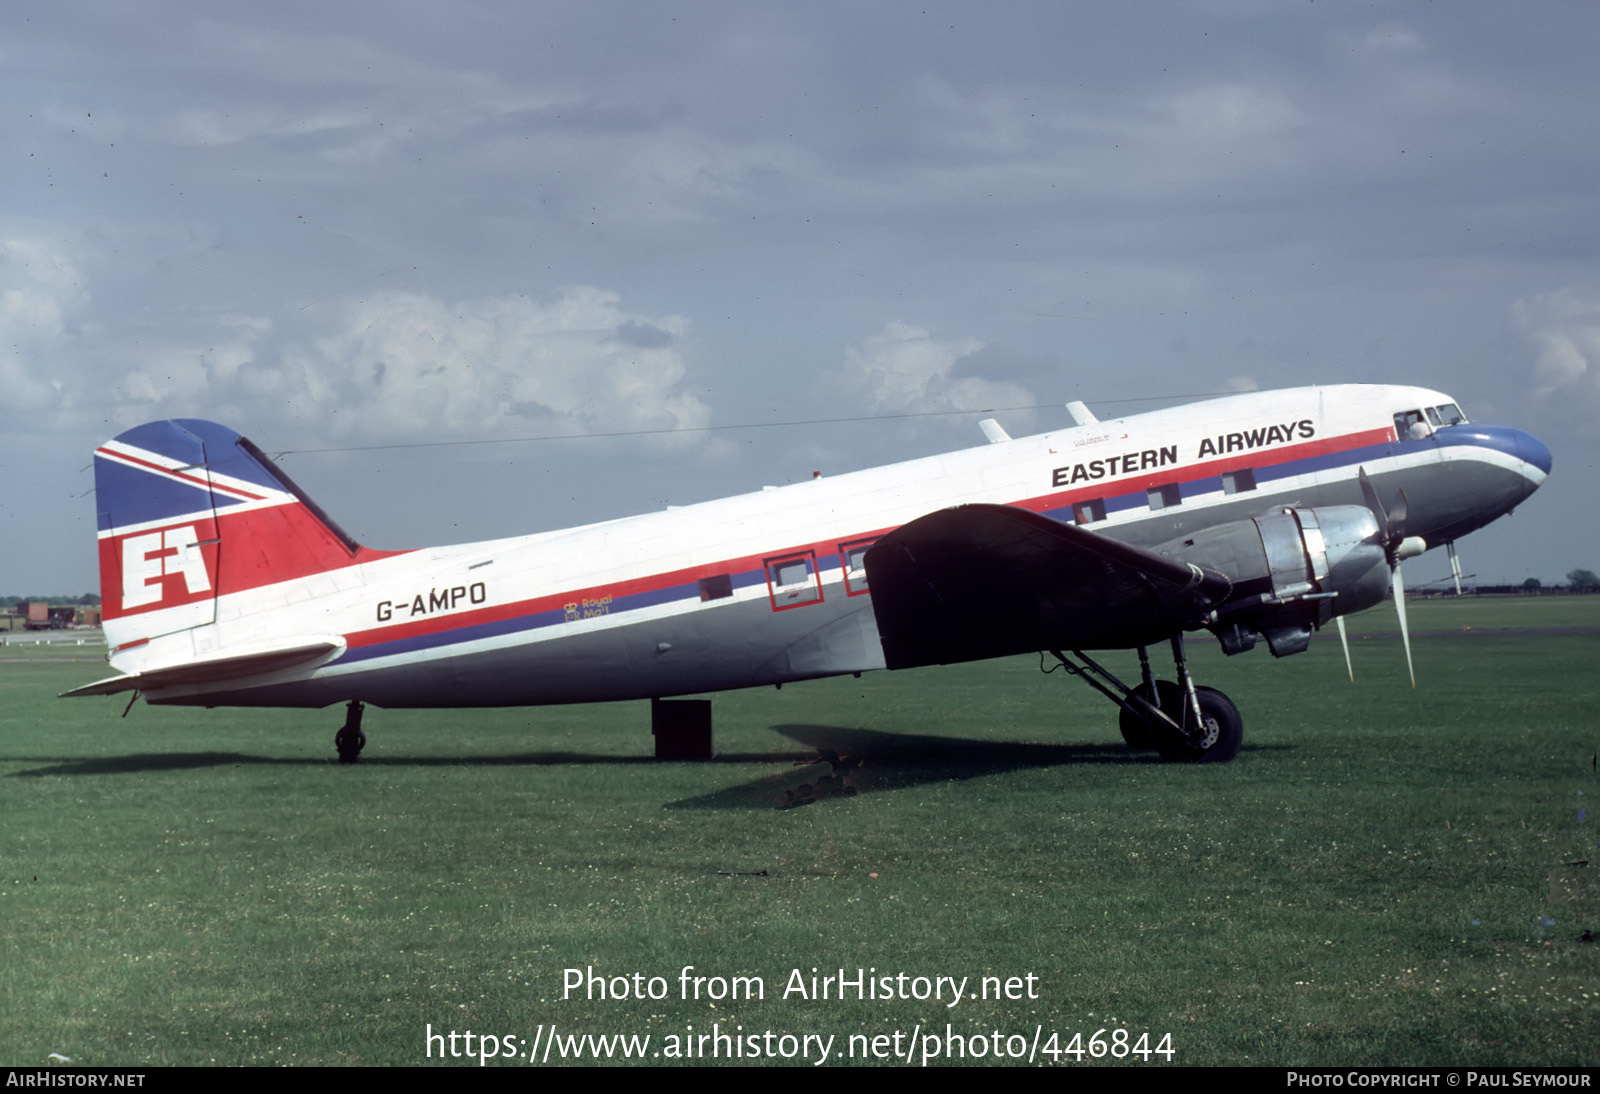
xmin=4 ymin=1 xmax=1598 ymax=596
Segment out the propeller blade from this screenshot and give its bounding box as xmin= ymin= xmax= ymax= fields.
xmin=1388 ymin=488 xmax=1409 ymax=542
xmin=1335 ymin=614 xmax=1354 ymax=682
xmin=1358 ymin=468 xmax=1389 ymax=544
xmin=1447 ymin=541 xmax=1463 ymax=596
xmin=1362 ymin=467 xmax=1420 ymax=687
xmin=1391 ymin=563 xmax=1415 ymax=688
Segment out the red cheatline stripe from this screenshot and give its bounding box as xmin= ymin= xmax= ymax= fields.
xmin=339 ymin=426 xmax=1393 ymax=653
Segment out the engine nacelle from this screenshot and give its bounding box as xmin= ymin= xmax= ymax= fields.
xmin=1156 ymin=505 xmax=1392 ymax=657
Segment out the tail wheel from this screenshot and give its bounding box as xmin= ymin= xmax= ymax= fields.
xmin=334 ymin=727 xmax=366 ymax=764
xmin=1119 ymin=679 xmax=1183 ymax=749
xmin=1155 ymin=686 xmax=1242 ymax=764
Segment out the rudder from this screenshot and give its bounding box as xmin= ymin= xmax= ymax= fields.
xmin=95 ymin=420 xmax=375 ymax=651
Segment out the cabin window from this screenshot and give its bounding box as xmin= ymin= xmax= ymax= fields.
xmin=839 ymin=537 xmax=876 ymax=596
xmin=1222 ymin=468 xmax=1256 ymax=495
xmin=766 ymin=551 xmax=822 ymax=610
xmin=698 ymin=574 xmax=733 ymax=601
xmin=1073 ymin=498 xmax=1106 ymax=524
xmin=1146 ymin=483 xmax=1181 ymax=511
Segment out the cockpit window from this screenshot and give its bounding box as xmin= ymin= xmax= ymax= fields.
xmin=1395 ymin=403 xmax=1468 ymax=440
xmin=1394 ymin=410 xmax=1431 ymax=440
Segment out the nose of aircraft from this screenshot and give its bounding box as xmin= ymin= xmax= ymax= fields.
xmin=1479 ymin=425 xmax=1553 ymax=481
xmin=1422 ymin=424 xmax=1551 ymax=543
xmin=1440 ymin=424 xmax=1553 ymax=483
xmin=1513 ymin=428 xmax=1553 ymax=479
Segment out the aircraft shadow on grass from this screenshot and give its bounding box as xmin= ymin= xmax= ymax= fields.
xmin=10 ymin=728 xmax=1279 ymax=810
xmin=6 ymin=748 xmax=802 ymax=778
xmin=667 ymin=724 xmax=1171 ymax=812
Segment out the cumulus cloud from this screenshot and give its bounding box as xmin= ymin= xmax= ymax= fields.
xmin=111 ymin=315 xmax=273 ymax=427
xmin=243 ymin=287 xmax=710 ymax=444
xmin=1513 ymin=289 xmax=1600 ymax=398
xmin=256 ymin=286 xmax=702 ymax=441
xmin=0 ymin=239 xmax=89 ymax=416
xmin=6 ymin=267 xmax=711 ymax=447
xmin=836 ymin=321 xmax=1033 ymax=417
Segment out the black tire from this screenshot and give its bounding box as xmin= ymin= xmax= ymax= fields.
xmin=1119 ymin=679 xmax=1183 ymax=749
xmin=1154 ymin=686 xmax=1243 ymax=764
xmin=335 ymin=727 xmax=366 ymax=765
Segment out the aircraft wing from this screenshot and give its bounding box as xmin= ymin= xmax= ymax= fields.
xmin=59 ymin=638 xmax=344 ymax=698
xmin=863 ymin=504 xmax=1231 ymax=670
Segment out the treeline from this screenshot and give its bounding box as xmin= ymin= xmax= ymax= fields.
xmin=1 ymin=595 xmax=101 ymax=608
xmin=1450 ymin=584 xmax=1600 ymax=596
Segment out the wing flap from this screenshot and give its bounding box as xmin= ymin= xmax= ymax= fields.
xmin=863 ymin=504 xmax=1230 ymax=669
xmin=60 ymin=638 xmax=344 ymax=698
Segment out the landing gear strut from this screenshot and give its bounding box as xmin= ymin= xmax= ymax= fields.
xmin=1119 ymin=679 xmax=1181 ymax=750
xmin=334 ymin=700 xmax=366 ymax=764
xmin=1050 ymin=635 xmax=1243 ymax=764
xmin=1117 ymin=644 xmax=1179 ymax=750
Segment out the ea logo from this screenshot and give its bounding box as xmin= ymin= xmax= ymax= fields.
xmin=121 ymin=525 xmax=212 ymax=609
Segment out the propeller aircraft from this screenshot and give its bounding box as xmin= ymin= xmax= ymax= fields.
xmin=65 ymin=384 xmax=1551 ymax=765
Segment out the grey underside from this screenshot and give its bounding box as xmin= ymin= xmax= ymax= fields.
xmin=150 ymin=586 xmax=887 ymax=709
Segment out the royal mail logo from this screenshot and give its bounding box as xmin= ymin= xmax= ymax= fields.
xmin=121 ymin=525 xmax=213 ymax=609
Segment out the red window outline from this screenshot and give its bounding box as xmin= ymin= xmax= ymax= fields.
xmin=765 ymin=550 xmax=823 ymax=611
xmin=838 ymin=537 xmax=877 ymax=597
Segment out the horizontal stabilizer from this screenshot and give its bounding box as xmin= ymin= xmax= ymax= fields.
xmin=864 ymin=504 xmax=1230 ymax=669
xmin=60 ymin=638 xmax=345 ymax=698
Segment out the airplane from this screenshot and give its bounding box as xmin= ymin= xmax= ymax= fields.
xmin=64 ymin=383 xmax=1551 ymax=766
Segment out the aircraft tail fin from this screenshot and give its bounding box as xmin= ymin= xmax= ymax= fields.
xmin=94 ymin=420 xmax=386 ymax=651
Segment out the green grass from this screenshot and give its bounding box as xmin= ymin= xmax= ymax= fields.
xmin=2 ymin=597 xmax=1596 ymax=1066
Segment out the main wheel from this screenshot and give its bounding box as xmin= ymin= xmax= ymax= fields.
xmin=1154 ymin=685 xmax=1243 ymax=764
xmin=1119 ymin=679 xmax=1183 ymax=749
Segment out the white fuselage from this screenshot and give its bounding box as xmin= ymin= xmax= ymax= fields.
xmin=103 ymin=384 xmax=1545 ymax=708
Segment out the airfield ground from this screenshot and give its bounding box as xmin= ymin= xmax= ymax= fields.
xmin=2 ymin=596 xmax=1596 ymax=1067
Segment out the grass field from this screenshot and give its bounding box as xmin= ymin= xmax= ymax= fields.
xmin=3 ymin=597 xmax=1596 ymax=1067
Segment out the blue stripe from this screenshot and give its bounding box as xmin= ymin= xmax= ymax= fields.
xmin=1433 ymin=425 xmax=1551 ymax=475
xmin=335 ymin=570 xmax=775 ymax=665
xmin=1258 ymin=440 xmax=1392 ymax=483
